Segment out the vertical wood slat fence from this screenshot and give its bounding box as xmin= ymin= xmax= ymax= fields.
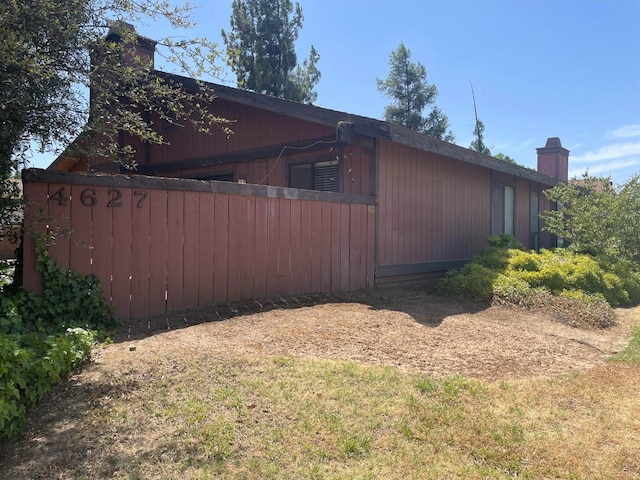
xmin=22 ymin=169 xmax=376 ymax=321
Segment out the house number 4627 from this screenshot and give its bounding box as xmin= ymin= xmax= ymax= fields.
xmin=48 ymin=187 xmax=148 ymax=208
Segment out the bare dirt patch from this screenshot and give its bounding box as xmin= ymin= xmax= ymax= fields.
xmin=116 ymin=283 xmax=636 ymax=382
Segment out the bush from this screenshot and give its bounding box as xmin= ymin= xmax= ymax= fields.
xmin=0 ymin=238 xmax=116 ymax=441
xmin=436 ymin=235 xmax=640 ymax=328
xmin=437 ymin=263 xmax=497 ymax=301
xmin=0 ymin=328 xmax=96 ymax=440
xmin=511 ymin=249 xmax=637 ymax=307
xmin=1 ymin=240 xmax=116 ymax=336
xmin=492 ymin=274 xmax=539 ymax=307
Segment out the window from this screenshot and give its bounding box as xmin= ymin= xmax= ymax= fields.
xmin=491 ymin=183 xmax=514 ymax=235
xmin=289 ymin=159 xmax=339 ymax=192
xmin=530 ymin=190 xmax=539 ymax=250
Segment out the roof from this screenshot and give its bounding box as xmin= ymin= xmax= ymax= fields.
xmin=51 ymin=69 xmax=559 ymax=187
xmin=160 ymin=72 xmax=560 ymax=187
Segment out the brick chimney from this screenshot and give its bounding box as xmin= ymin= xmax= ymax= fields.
xmin=536 ymin=137 xmax=569 ymax=183
xmin=90 ymin=22 xmax=157 ymax=107
xmin=105 ymin=21 xmax=156 ymax=69
xmin=85 ymin=23 xmax=157 ymax=171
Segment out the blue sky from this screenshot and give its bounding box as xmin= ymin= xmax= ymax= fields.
xmin=31 ymin=1 xmax=640 ymax=186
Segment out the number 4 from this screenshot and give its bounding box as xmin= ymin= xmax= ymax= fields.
xmin=49 ymin=187 xmax=68 ymax=206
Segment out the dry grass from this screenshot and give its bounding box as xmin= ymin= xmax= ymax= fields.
xmin=1 ymin=306 xmax=639 ymax=479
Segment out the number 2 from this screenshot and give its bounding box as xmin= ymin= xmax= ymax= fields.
xmin=107 ymin=189 xmax=123 ymax=207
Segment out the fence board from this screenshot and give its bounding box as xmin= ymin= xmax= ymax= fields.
xmin=130 ymin=187 xmax=150 ymax=319
xmin=166 ymin=190 xmax=185 ymax=312
xmin=111 ymin=188 xmax=133 ymax=319
xmin=366 ymin=204 xmax=376 ymax=287
xmin=349 ymin=205 xmax=364 ymax=290
xmin=330 ymin=203 xmax=341 ymax=292
xmin=310 ymin=201 xmax=323 ymax=293
xmin=91 ymin=185 xmax=114 ymax=304
xmin=148 ymin=190 xmax=168 ymax=316
xmin=23 ymin=182 xmax=49 ymax=294
xmin=289 ymin=200 xmax=302 ymax=294
xmin=198 ymin=192 xmax=215 ymax=307
xmin=253 ymin=196 xmax=268 ymax=300
xmin=340 ymin=203 xmax=350 ymax=291
xmin=213 ymin=193 xmax=229 ymax=304
xmin=183 ymin=191 xmax=200 ymax=309
xmin=227 ymin=194 xmax=244 ymax=302
xmin=265 ymin=198 xmax=280 ymax=298
xmin=239 ymin=195 xmax=255 ymax=300
xmin=278 ymin=198 xmax=291 ymax=295
xmin=47 ymin=183 xmax=71 ymax=269
xmin=300 ymin=200 xmax=313 ymax=294
xmin=69 ymin=184 xmax=93 ymax=276
xmin=320 ymin=202 xmax=332 ymax=292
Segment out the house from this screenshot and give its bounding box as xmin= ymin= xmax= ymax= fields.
xmin=29 ymin=28 xmax=569 ymax=320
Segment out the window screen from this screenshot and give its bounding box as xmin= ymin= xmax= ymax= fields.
xmin=290 ymin=160 xmax=339 ymax=192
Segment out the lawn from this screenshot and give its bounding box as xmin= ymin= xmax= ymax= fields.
xmin=1 ymin=287 xmax=639 ymax=479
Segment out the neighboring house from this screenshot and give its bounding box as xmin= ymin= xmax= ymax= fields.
xmin=1 ymin=179 xmax=23 ymax=260
xmin=33 ymin=28 xmax=569 ymax=319
xmin=573 ymin=177 xmax=614 ymax=192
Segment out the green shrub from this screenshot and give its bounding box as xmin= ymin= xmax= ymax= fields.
xmin=437 ymin=236 xmax=640 ymax=325
xmin=487 ymin=234 xmax=524 ymax=250
xmin=492 ymin=274 xmax=538 ymax=307
xmin=0 ymin=237 xmax=115 ymax=441
xmin=510 ymin=249 xmax=635 ymax=307
xmin=472 ymin=246 xmax=512 ymax=271
xmin=0 ymin=328 xmax=95 ymax=441
xmin=599 ymin=257 xmax=640 ymax=305
xmin=1 ymin=240 xmax=116 ymax=337
xmin=436 ymin=263 xmax=497 ymax=301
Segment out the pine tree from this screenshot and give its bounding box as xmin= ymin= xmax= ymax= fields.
xmin=469 ymin=120 xmax=491 ymax=155
xmin=222 ymin=0 xmax=321 ymax=103
xmin=468 ymin=80 xmax=490 ymax=155
xmin=376 ymin=43 xmax=454 ymax=141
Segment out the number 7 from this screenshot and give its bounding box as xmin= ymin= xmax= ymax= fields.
xmin=134 ymin=190 xmax=148 ymax=208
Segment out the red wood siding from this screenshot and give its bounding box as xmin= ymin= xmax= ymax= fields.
xmin=376 ymin=140 xmax=490 ymax=267
xmin=88 ymin=99 xmax=375 ymax=196
xmin=376 ymin=140 xmax=554 ymax=274
xmin=22 ymin=171 xmax=375 ymax=321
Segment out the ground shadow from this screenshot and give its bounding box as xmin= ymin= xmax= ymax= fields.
xmin=0 ymin=368 xmax=140 ymax=479
xmin=116 ymin=281 xmax=490 ymax=343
